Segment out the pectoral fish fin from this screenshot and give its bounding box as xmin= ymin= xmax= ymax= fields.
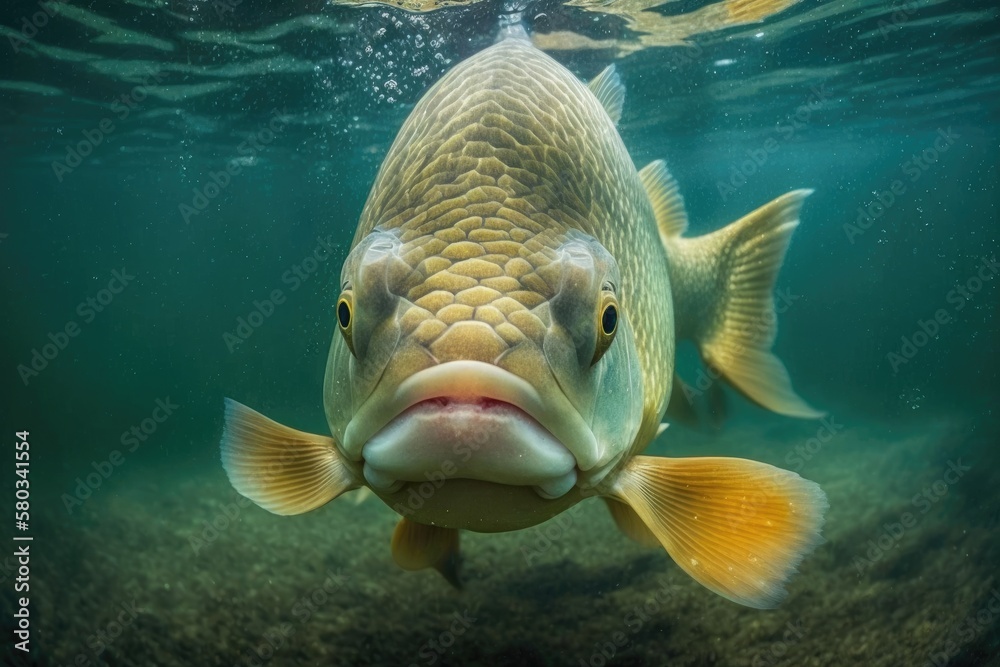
xmin=588 ymin=64 xmax=625 ymax=124
xmin=604 ymin=498 xmax=659 ymax=547
xmin=639 ymin=160 xmax=688 ymax=238
xmin=669 ymin=189 xmax=823 ymax=418
xmin=608 ymin=455 xmax=827 ymax=609
xmin=220 ymin=398 xmax=358 ymax=515
xmin=391 ymin=518 xmax=463 ymax=589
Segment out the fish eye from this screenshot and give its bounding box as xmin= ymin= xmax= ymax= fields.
xmin=591 ymin=293 xmax=619 ymax=366
xmin=338 ymin=299 xmax=351 ymax=329
xmin=601 ymin=303 xmax=618 ymax=335
xmin=337 ymin=291 xmax=356 ymax=357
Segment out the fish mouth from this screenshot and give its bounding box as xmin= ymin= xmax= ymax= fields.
xmin=343 ymin=361 xmax=600 ymax=500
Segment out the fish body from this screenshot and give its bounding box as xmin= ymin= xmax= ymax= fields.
xmin=327 ymin=37 xmax=669 ymax=530
xmin=221 ymin=33 xmax=827 ymax=608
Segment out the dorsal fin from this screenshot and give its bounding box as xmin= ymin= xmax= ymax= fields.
xmin=638 ymin=160 xmax=688 ymax=239
xmin=588 ymin=65 xmax=625 ymax=124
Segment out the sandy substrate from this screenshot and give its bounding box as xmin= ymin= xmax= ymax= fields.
xmin=8 ymin=410 xmax=1000 ymax=667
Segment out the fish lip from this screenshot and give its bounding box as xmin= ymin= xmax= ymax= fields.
xmin=399 ymin=396 xmax=530 ymax=415
xmin=342 ymin=360 xmax=601 ymax=470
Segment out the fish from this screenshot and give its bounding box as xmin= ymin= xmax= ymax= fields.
xmin=220 ymin=27 xmax=828 ymax=608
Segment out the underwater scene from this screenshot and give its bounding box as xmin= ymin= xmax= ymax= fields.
xmin=1 ymin=0 xmax=998 ymax=665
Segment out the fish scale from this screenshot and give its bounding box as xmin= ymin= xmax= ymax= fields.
xmin=353 ymin=38 xmax=671 ymax=424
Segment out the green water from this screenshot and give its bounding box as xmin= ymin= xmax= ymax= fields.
xmin=1 ymin=0 xmax=998 ymax=665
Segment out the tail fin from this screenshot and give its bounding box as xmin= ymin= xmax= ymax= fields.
xmin=640 ymin=161 xmax=821 ymax=419
xmin=689 ymin=191 xmax=822 ymax=418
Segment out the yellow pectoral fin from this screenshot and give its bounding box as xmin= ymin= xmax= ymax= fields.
xmin=391 ymin=518 xmax=463 ymax=589
xmin=609 ymin=455 xmax=828 ymax=609
xmin=220 ymin=398 xmax=359 ymax=516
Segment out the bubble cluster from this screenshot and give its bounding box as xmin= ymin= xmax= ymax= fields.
xmin=334 ymin=10 xmax=453 ymax=110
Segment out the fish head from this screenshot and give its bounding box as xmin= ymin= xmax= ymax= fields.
xmin=323 ymin=224 xmax=645 ymax=518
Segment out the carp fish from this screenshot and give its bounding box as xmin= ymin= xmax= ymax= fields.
xmin=221 ymin=28 xmax=827 ymax=608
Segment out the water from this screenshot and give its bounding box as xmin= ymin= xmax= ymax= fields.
xmin=1 ymin=0 xmax=998 ymax=665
